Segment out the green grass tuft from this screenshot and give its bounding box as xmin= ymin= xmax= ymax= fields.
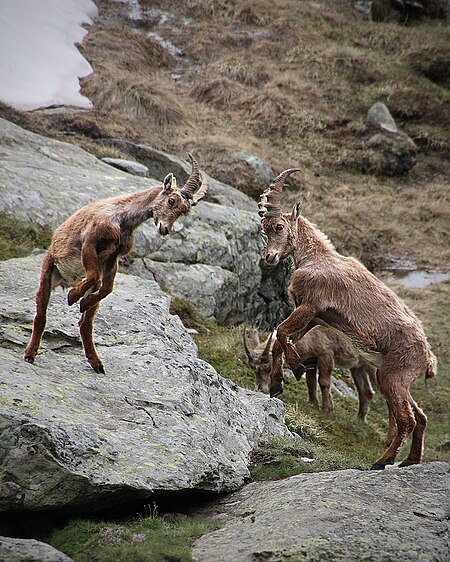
xmin=0 ymin=211 xmax=52 ymax=261
xmin=50 ymin=514 xmax=221 ymax=562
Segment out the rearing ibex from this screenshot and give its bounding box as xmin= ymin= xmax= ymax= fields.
xmin=259 ymin=168 xmax=436 ymax=469
xmin=243 ymin=325 xmax=377 ymax=423
xmin=24 ymin=154 xmax=207 ymax=374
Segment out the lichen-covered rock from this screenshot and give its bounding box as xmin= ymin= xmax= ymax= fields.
xmin=0 ymin=536 xmax=74 ymax=562
xmin=192 ymin=462 xmax=450 ymax=562
xmin=0 ymin=255 xmax=291 ymax=512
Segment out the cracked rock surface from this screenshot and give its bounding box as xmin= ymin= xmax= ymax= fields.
xmin=192 ymin=462 xmax=450 ymax=562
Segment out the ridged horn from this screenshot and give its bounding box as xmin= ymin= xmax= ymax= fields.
xmin=261 ymin=331 xmax=275 ymax=362
xmin=258 ymin=168 xmax=301 ymax=218
xmin=180 ymin=153 xmax=201 ymax=199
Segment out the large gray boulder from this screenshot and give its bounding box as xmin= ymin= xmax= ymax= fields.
xmin=362 ymin=103 xmax=418 ymax=176
xmin=0 ymin=537 xmax=73 ymax=562
xmin=192 ymin=462 xmax=450 ymax=562
xmin=0 ymin=255 xmax=291 ymax=512
xmin=0 ymin=117 xmax=289 ymax=328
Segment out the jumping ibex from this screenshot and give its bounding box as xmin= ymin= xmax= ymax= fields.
xmin=243 ymin=325 xmax=376 ymax=422
xmin=258 ymin=168 xmax=436 ymax=469
xmin=24 ymin=154 xmax=207 ymax=373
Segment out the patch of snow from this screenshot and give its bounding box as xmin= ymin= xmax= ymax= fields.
xmin=0 ymin=0 xmax=98 ymax=111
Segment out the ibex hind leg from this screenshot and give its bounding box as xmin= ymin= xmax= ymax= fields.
xmin=398 ymin=395 xmax=427 ymax=467
xmin=24 ymin=256 xmax=62 ymax=364
xmin=371 ymin=371 xmax=416 ymax=470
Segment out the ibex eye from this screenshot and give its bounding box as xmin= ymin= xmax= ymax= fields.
xmin=275 ymin=224 xmax=284 ymax=231
xmin=168 ymin=197 xmax=176 ymax=206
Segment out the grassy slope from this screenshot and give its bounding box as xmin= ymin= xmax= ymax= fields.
xmin=1 ymin=1 xmax=449 ymax=559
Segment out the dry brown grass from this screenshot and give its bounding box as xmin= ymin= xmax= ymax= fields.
xmin=80 ymin=26 xmax=174 ymax=73
xmin=3 ymin=0 xmax=449 ymax=270
xmin=84 ymin=72 xmax=188 ymax=129
xmin=189 ymin=77 xmax=246 ymax=109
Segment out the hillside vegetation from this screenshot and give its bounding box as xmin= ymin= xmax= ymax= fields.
xmin=1 ymin=0 xmax=448 ymax=464
xmin=2 ymin=1 xmax=448 ymax=559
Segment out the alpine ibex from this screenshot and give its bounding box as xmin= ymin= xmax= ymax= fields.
xmin=24 ymin=154 xmax=207 ymax=373
xmin=243 ymin=325 xmax=377 ymax=422
xmin=258 ymin=168 xmax=437 ymax=469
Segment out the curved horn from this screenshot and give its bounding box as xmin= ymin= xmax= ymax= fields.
xmin=180 ymin=153 xmax=201 ymax=199
xmin=192 ymin=175 xmax=208 ymax=206
xmin=243 ymin=326 xmax=256 ymax=360
xmin=261 ymin=331 xmax=275 ymax=361
xmin=258 ymin=168 xmax=301 ymax=218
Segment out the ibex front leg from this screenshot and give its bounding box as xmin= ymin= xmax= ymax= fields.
xmin=67 ymin=238 xmax=102 ymax=307
xmin=270 ymin=304 xmax=317 ymax=397
xmin=79 ymin=255 xmax=118 ymax=313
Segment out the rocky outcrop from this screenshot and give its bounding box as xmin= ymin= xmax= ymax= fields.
xmin=0 ymin=255 xmax=291 ymax=512
xmin=192 ymin=462 xmax=450 ymax=562
xmin=362 ymin=103 xmax=418 ymax=176
xmin=95 ymin=138 xmax=255 ymax=212
xmin=101 ymin=157 xmax=149 ymax=176
xmin=0 ymin=117 xmax=290 ymax=328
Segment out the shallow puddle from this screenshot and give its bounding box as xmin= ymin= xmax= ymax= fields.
xmin=387 ymin=269 xmax=450 ymax=288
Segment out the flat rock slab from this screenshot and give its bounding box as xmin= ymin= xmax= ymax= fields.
xmin=0 ymin=255 xmax=290 ymax=512
xmin=192 ymin=462 xmax=450 ymax=562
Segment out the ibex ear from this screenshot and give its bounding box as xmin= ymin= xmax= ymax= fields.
xmin=162 ymin=173 xmax=176 ymax=194
xmin=291 ymin=200 xmax=302 ymax=220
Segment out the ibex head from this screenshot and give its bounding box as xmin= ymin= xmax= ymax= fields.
xmin=152 ymin=153 xmax=208 ymax=235
xmin=258 ymin=168 xmax=301 ymax=265
xmin=243 ymin=326 xmax=275 ymax=394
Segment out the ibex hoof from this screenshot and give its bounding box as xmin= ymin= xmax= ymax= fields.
xmin=24 ymin=355 xmax=35 ymax=364
xmin=270 ymin=384 xmax=284 ymax=398
xmin=370 ymin=463 xmax=386 ymax=470
xmin=398 ymin=458 xmax=419 ymax=468
xmin=67 ymin=290 xmax=78 ymax=306
xmin=92 ymin=364 xmax=105 ymax=374
xmin=292 ymin=364 xmax=306 ymax=381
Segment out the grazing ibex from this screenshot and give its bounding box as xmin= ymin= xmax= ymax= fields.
xmin=258 ymin=168 xmax=437 ymax=469
xmin=243 ymin=325 xmax=377 ymax=422
xmin=24 ymin=154 xmax=207 ymax=373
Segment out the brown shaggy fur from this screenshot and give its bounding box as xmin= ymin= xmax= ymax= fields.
xmin=245 ymin=326 xmax=377 ymax=423
xmin=24 ymin=158 xmax=207 ymax=373
xmin=260 ymin=170 xmax=436 ymax=469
